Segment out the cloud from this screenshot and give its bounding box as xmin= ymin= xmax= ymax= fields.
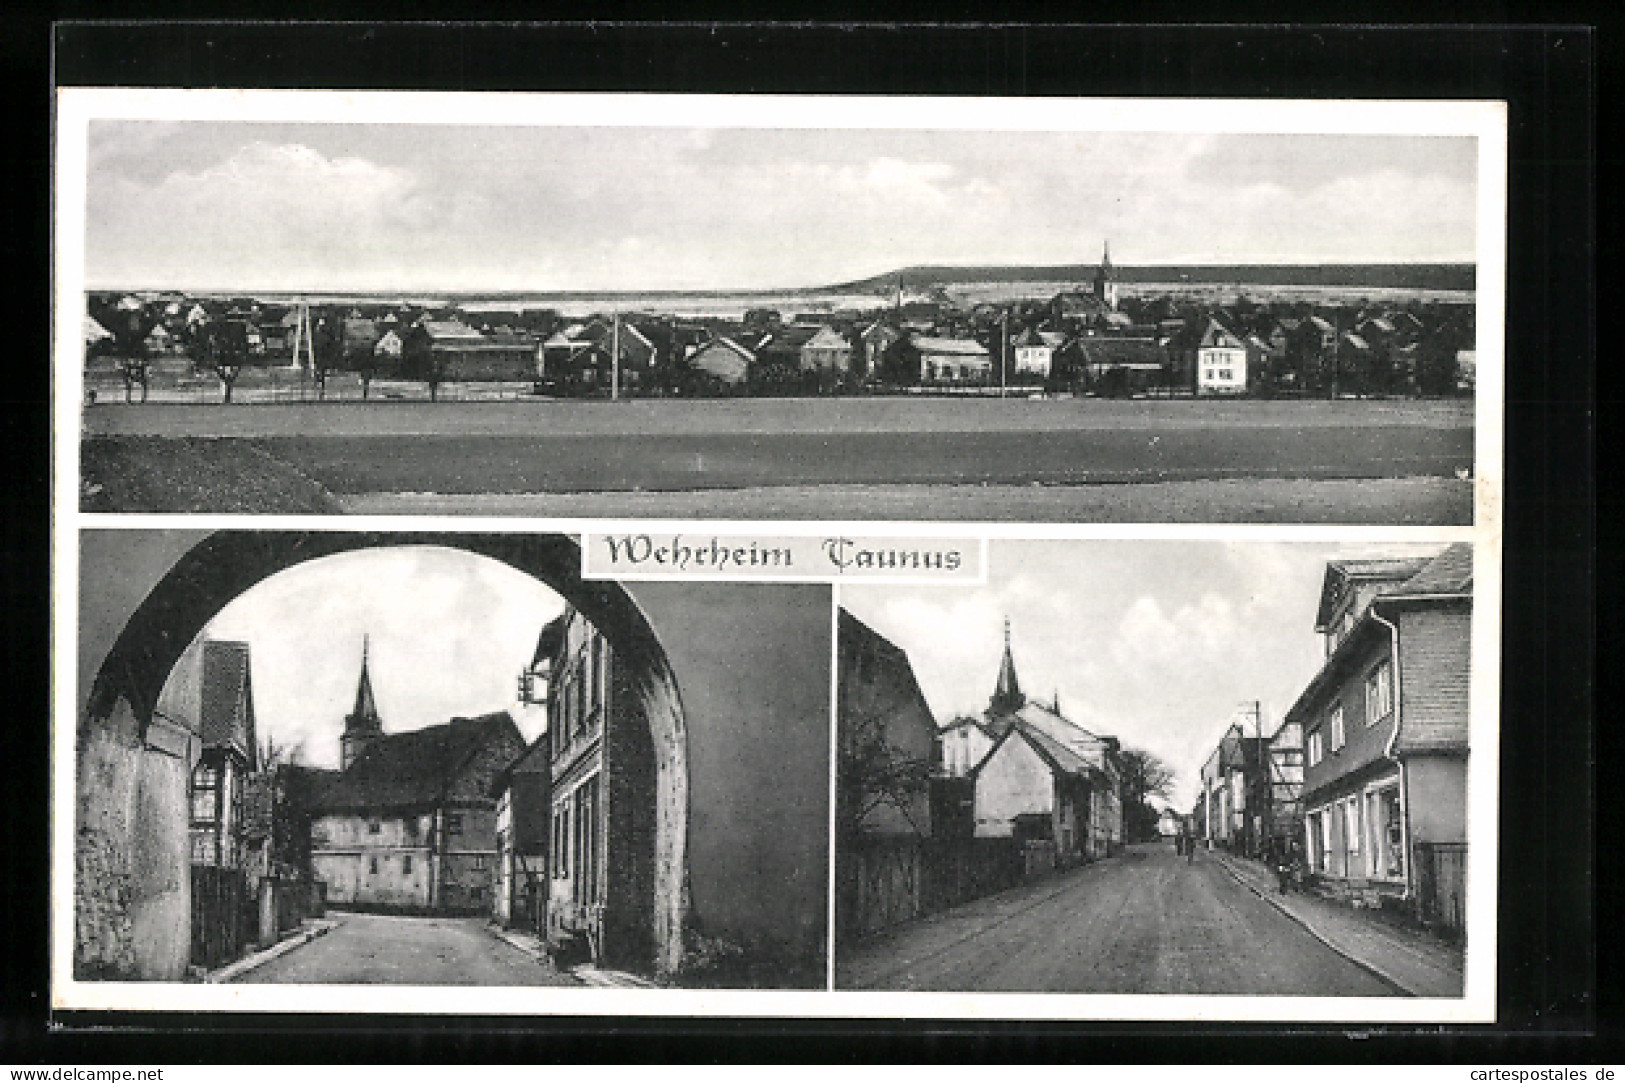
xmin=88 ymin=142 xmax=437 ymax=288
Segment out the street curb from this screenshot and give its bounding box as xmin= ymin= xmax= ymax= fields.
xmin=482 ymin=923 xmax=652 ymax=987
xmin=485 ymin=924 xmax=551 ymax=966
xmin=1210 ymin=855 xmax=1415 ymax=997
xmin=205 ymin=917 xmax=340 ymax=984
xmin=570 ymin=965 xmax=658 ymax=989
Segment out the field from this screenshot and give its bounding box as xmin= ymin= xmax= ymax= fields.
xmin=81 ymin=396 xmax=1476 ymax=522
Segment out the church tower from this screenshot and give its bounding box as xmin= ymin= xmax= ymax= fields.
xmin=340 ymin=634 xmax=384 ymax=770
xmin=1094 ymin=241 xmax=1119 ymax=312
xmin=988 ymin=618 xmax=1026 ymax=718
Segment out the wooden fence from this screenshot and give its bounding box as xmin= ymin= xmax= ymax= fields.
xmin=1415 ymin=841 xmax=1468 ymax=937
xmin=838 ymin=835 xmax=1031 ymax=940
xmin=190 ymin=865 xmax=252 ymax=970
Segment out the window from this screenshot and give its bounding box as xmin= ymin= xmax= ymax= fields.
xmin=1307 ymin=729 xmax=1324 ymax=766
xmin=1366 ymin=661 xmax=1394 ymax=725
xmin=1329 ymin=704 xmax=1346 ymax=751
xmin=554 ymin=807 xmax=570 ymax=878
xmin=369 ymin=857 xmax=378 ymax=875
xmin=402 ymin=855 xmax=413 ymax=875
xmin=1345 ymin=796 xmax=1362 ymax=860
xmin=191 ymin=764 xmax=218 ymax=824
xmin=446 ymin=813 xmax=463 ymax=835
xmin=367 ymin=818 xmax=380 ymax=835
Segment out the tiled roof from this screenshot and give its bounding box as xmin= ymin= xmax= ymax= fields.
xmin=421 ymin=320 xmax=487 ymax=342
xmin=200 ymin=641 xmax=256 ymax=763
xmin=308 ymin=712 xmax=520 ymax=813
xmin=1078 ymin=337 xmax=1166 ymax=368
xmin=1383 ymin=543 xmax=1473 ymax=599
xmin=913 ymin=336 xmax=988 ymax=356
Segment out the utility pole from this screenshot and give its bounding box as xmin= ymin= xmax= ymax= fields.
xmin=1000 ymin=310 xmax=1008 ymax=397
xmin=610 ymin=311 xmax=621 ymax=402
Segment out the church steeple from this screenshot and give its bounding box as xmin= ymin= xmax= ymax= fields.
xmin=1095 ymin=240 xmax=1119 ymax=311
xmin=989 ymin=618 xmax=1026 ymax=716
xmin=340 ymin=634 xmax=383 ymax=770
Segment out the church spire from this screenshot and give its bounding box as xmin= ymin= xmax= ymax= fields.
xmin=989 ymin=618 xmax=1026 ymax=716
xmin=341 ymin=634 xmax=383 ymax=770
xmin=1095 ymin=240 xmax=1119 ymax=312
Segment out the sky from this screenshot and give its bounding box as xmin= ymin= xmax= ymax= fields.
xmin=155 ymin=546 xmax=565 ymax=768
xmin=839 ymin=539 xmax=1450 ymax=811
xmin=85 ymin=122 xmax=1478 ymax=292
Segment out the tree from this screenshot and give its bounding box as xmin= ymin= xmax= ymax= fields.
xmin=95 ymin=303 xmax=157 ymax=403
xmin=1118 ymin=747 xmax=1176 ymax=843
xmin=206 ymin=320 xmax=250 ymax=403
xmin=311 ymin=313 xmax=346 ymax=400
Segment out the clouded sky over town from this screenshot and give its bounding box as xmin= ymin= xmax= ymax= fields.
xmin=157 ymin=547 xmax=564 ymax=767
xmin=840 ymin=539 xmax=1451 ymax=811
xmin=85 ymin=121 xmax=1478 ymax=292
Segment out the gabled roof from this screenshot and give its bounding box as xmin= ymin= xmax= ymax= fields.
xmin=1199 ymin=318 xmax=1245 ymax=350
xmin=694 ymin=336 xmax=757 ymax=362
xmin=84 ymin=316 xmax=112 ymax=343
xmin=200 ymin=640 xmax=257 ymax=765
xmin=309 ymin=712 xmax=521 ymax=814
xmin=1314 ymin=555 xmax=1434 ymax=630
xmin=802 ymin=326 xmax=851 ymax=351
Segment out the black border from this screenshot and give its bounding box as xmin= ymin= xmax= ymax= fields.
xmin=16 ymin=20 xmax=1601 ymax=1062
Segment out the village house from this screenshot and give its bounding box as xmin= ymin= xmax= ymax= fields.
xmin=859 ymin=320 xmax=905 ymax=381
xmin=915 ymin=335 xmax=992 ymax=385
xmin=1009 ymin=327 xmax=1067 ymax=381
xmin=837 ymin=610 xmax=937 ymax=841
xmin=1266 ymin=717 xmax=1306 ymax=862
xmin=965 ymin=623 xmax=1123 ymax=866
xmin=405 ymin=319 xmax=535 ymax=382
xmin=1289 ymin=544 xmax=1472 ymax=934
xmin=300 ymin=639 xmax=524 ymax=913
xmin=188 ymin=641 xmax=261 ymax=871
xmin=1196 ymin=317 xmax=1249 ymax=395
xmin=490 ymin=733 xmax=550 ymax=933
xmin=799 ymin=325 xmax=855 ymax=376
xmin=1074 ymin=336 xmax=1170 ymax=395
xmin=534 ymin=607 xmax=665 ymax=973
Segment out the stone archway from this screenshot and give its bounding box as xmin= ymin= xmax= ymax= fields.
xmin=76 ymin=530 xmax=689 ymax=980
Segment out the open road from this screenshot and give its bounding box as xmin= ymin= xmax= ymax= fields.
xmin=838 ymin=843 xmax=1399 ymax=995
xmin=233 ymin=911 xmax=580 ymax=986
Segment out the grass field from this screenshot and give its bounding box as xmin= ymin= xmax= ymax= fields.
xmin=80 ymin=396 xmax=1476 ymax=522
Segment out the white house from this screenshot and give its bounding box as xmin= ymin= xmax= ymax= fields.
xmin=1010 ymin=329 xmax=1067 ymax=380
xmin=1197 ymin=318 xmax=1248 ymax=394
xmin=915 ymin=336 xmax=992 ymax=384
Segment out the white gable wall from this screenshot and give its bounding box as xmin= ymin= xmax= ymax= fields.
xmin=972 ymin=736 xmax=1054 ymax=837
xmin=939 ymin=723 xmax=994 ymax=777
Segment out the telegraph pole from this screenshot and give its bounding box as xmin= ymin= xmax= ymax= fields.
xmin=1000 ymin=310 xmax=1009 ymax=397
xmin=610 ymin=311 xmax=621 ymax=402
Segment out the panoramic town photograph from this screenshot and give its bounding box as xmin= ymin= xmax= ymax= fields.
xmin=72 ymin=531 xmax=833 ymax=989
xmin=835 ymin=539 xmax=1475 ymax=996
xmin=73 ymin=113 xmax=1482 ymax=523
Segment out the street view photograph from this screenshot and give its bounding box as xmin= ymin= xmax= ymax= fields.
xmin=71 ymin=530 xmax=833 ymax=991
xmin=70 ymin=99 xmax=1487 ymax=523
xmin=836 ymin=538 xmax=1476 ymax=996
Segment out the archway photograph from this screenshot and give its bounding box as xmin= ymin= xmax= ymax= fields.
xmin=66 ymin=530 xmax=832 ymax=995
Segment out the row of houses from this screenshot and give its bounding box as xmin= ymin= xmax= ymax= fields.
xmin=1189 ymin=543 xmax=1473 ymax=936
xmin=87 ymin=251 xmax=1474 ymax=398
xmin=836 ymin=613 xmax=1124 ymax=938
